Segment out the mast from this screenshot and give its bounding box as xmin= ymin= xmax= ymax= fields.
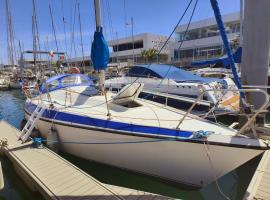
xmin=32 ymin=0 xmax=37 ymax=73
xmin=5 ymin=0 xmax=16 ymax=67
xmin=78 ymin=3 xmax=86 ymax=73
xmin=94 ymin=0 xmax=105 ymax=94
xmin=92 ymin=0 xmax=110 ymax=118
xmin=131 ymin=17 xmax=135 ymax=64
xmin=32 ymin=0 xmax=42 ymax=77
xmin=94 ymin=0 xmax=102 ymax=31
xmin=241 ymin=0 xmax=270 ymax=124
xmin=49 ymin=4 xmax=59 ymax=54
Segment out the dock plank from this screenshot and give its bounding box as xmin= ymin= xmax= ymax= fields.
xmin=244 ymin=150 xmax=270 ymax=200
xmin=0 ymin=120 xmax=173 ymax=200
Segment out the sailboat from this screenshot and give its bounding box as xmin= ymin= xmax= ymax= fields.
xmin=23 ymin=72 xmax=268 ymax=188
xmin=22 ymin=0 xmax=270 ymax=188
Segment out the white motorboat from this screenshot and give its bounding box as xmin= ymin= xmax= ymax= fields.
xmin=105 ymin=64 xmax=240 ymax=113
xmin=22 ymin=73 xmax=269 ymax=188
xmin=0 ymin=76 xmax=10 ymax=90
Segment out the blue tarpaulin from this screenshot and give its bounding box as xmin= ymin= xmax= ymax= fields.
xmin=135 ymin=64 xmax=226 ymax=85
xmin=191 ymin=47 xmax=242 ymax=68
xmin=91 ymin=27 xmax=109 ymax=70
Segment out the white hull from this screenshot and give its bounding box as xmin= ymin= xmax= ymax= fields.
xmin=30 ymin=114 xmax=263 ymax=188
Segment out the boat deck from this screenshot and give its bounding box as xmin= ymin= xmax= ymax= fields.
xmin=244 ymin=150 xmax=270 ymax=200
xmin=0 ymin=120 xmax=173 ymax=200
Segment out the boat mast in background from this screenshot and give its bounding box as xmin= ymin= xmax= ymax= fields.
xmin=32 ymin=0 xmax=40 ymax=76
xmin=5 ymin=0 xmax=16 ymax=67
xmin=241 ymin=0 xmax=270 ymax=123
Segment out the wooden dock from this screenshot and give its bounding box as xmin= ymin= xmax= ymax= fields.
xmin=0 ymin=120 xmax=174 ymax=200
xmin=244 ymin=150 xmax=270 ymax=200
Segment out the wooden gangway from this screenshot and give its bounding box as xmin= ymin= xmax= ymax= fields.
xmin=244 ymin=150 xmax=270 ymax=200
xmin=0 ymin=120 xmax=173 ymax=200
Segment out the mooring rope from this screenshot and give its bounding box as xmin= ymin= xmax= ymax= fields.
xmin=32 ymin=130 xmax=212 ymax=146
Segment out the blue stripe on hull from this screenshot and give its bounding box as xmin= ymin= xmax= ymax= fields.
xmin=25 ymin=102 xmax=193 ymax=138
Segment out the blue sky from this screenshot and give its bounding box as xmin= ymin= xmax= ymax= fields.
xmin=0 ymin=0 xmax=240 ymax=64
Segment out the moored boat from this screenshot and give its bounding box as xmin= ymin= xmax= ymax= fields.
xmin=105 ymin=64 xmax=240 ymax=114
xmin=0 ymin=76 xmax=10 ymax=90
xmin=23 ymin=73 xmax=269 ymax=188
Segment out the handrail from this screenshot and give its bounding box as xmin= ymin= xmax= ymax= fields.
xmin=175 ymin=88 xmax=270 ymax=137
xmin=242 ymin=85 xmax=270 ymax=89
xmin=31 ymin=83 xmax=270 ymax=137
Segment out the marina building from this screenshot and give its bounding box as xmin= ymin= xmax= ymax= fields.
xmin=66 ymin=13 xmax=243 ymax=68
xmin=171 ymin=12 xmax=241 ymax=65
xmin=108 ymin=33 xmax=173 ymax=68
xmin=65 ymin=33 xmax=173 ymax=70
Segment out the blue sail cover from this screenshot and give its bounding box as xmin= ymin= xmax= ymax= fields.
xmin=91 ymin=27 xmax=109 ymax=70
xmin=191 ymin=47 xmax=242 ymax=68
xmin=137 ymin=64 xmax=226 ymax=84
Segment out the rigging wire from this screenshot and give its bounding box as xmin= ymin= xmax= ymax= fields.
xmin=144 ymin=0 xmax=199 ymax=99
xmin=49 ymin=4 xmax=59 ymax=54
xmin=61 ymin=0 xmax=68 ymax=58
xmin=105 ymin=0 xmax=114 ymax=41
xmin=100 ymin=0 xmax=107 ymax=37
xmin=115 ymin=0 xmax=195 ymax=101
xmin=52 ymin=0 xmax=196 ymax=113
xmin=78 ymin=2 xmax=86 ymax=72
xmin=32 ymin=0 xmax=42 ymax=74
xmin=5 ymin=0 xmax=16 ymax=67
xmin=70 ymin=0 xmax=78 ymax=59
xmin=123 ymin=0 xmax=128 ymax=37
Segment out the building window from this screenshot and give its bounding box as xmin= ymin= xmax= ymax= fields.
xmin=176 ymin=22 xmax=240 ymax=42
xmin=113 ymin=41 xmax=144 ymax=52
xmin=174 ymin=45 xmax=224 ymax=60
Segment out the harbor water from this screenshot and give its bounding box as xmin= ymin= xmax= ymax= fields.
xmin=0 ymin=90 xmax=262 ymax=200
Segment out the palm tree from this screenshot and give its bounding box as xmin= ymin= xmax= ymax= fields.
xmin=147 ymin=48 xmax=158 ymax=62
xmin=141 ymin=50 xmax=148 ymax=63
xmin=141 ymin=49 xmax=158 ymax=63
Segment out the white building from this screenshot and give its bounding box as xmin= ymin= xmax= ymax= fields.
xmin=108 ymin=33 xmax=173 ymax=67
xmin=171 ymin=12 xmax=241 ymax=65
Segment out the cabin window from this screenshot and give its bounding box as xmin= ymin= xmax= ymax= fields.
xmin=62 ymin=76 xmax=82 ymax=87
